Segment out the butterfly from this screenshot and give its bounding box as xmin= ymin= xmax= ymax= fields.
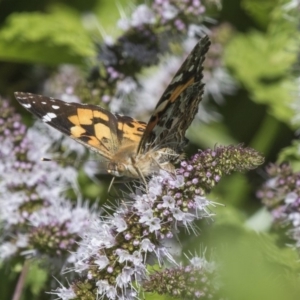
xmin=15 ymin=35 xmax=210 ymax=182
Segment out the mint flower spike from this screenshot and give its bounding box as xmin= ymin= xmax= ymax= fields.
xmin=0 ymin=98 xmax=95 ymax=262
xmin=142 ymin=255 xmax=218 ymax=300
xmin=258 ymin=163 xmax=300 ymax=249
xmin=51 ymin=145 xmax=263 ymax=300
xmin=177 ymin=145 xmax=264 ymax=194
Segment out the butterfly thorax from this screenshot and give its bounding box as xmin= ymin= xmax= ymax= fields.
xmin=107 ymin=143 xmax=179 ymax=178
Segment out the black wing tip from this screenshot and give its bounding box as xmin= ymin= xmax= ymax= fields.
xmin=14 ymin=92 xmax=45 ymax=98
xmin=14 ymin=92 xmax=27 ymax=104
xmin=14 ymin=92 xmax=49 ymax=105
xmin=14 ymin=91 xmax=34 ymax=101
xmin=15 ymin=91 xmax=29 ymax=96
xmin=197 ymin=34 xmax=211 ymax=57
xmin=201 ymin=34 xmax=211 ymax=44
xmin=14 ymin=91 xmax=23 ymax=98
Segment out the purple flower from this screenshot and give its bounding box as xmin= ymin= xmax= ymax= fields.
xmin=258 ymin=163 xmax=300 ymax=249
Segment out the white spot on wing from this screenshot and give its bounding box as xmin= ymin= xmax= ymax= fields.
xmin=188 ymin=64 xmax=194 ymax=72
xmin=42 ymin=112 xmax=57 ymax=122
xmin=52 ymin=105 xmax=60 ymax=109
xmin=153 ymin=100 xmax=168 ymax=114
xmin=23 ymin=103 xmax=31 ymax=108
xmin=172 ymin=73 xmax=183 ymax=83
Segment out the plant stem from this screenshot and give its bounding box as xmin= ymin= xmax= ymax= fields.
xmin=12 ymin=261 xmax=29 ymax=300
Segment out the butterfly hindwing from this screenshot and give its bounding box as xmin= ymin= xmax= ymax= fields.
xmin=137 ymin=35 xmax=210 ymax=154
xmin=114 ymin=114 xmax=147 ymax=146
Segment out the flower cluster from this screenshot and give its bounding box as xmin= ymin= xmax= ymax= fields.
xmin=85 ymin=4 xmax=235 ymax=125
xmin=0 ymin=99 xmax=93 ymax=261
xmin=43 ymin=65 xmax=82 ymax=103
xmin=203 ymin=24 xmax=236 ymax=103
xmin=118 ymin=0 xmax=206 ymax=34
xmin=0 ymin=99 xmax=28 ymax=179
xmin=54 ymin=173 xmax=212 ymax=299
xmin=143 ymin=256 xmax=218 ymax=299
xmin=39 ymin=2 xmax=233 ymax=126
xmin=179 ymin=145 xmax=264 ymax=194
xmin=52 ymin=145 xmax=263 ymax=299
xmin=88 ymin=0 xmax=208 ymax=109
xmin=257 ymin=163 xmax=300 ymax=248
xmin=152 ymin=0 xmax=206 ymax=32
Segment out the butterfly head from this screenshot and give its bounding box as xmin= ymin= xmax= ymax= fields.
xmin=107 ymin=162 xmax=126 ymax=177
xmin=107 ymin=154 xmax=152 ymax=179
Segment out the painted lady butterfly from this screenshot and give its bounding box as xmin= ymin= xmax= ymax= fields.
xmin=15 ymin=35 xmax=210 ymax=181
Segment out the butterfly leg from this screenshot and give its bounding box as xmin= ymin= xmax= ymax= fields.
xmin=108 ymin=176 xmax=116 ymax=193
xmin=151 ymin=155 xmax=177 ymax=179
xmin=136 ymin=167 xmax=148 ymax=192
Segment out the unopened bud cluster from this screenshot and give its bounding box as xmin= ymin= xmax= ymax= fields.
xmin=143 ymin=257 xmax=217 ymax=299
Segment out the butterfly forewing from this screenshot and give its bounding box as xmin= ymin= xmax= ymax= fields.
xmin=15 ymin=92 xmax=145 ymax=159
xmin=137 ymin=35 xmax=210 ymax=154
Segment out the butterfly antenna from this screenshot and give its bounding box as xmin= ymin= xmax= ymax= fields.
xmin=42 ymin=156 xmax=101 ymax=170
xmin=41 ymin=157 xmax=52 ymax=162
xmin=136 ymin=167 xmax=149 ymax=192
xmin=41 ymin=157 xmax=81 ymax=165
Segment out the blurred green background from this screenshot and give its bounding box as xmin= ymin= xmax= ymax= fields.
xmin=1 ymin=0 xmax=300 ymax=299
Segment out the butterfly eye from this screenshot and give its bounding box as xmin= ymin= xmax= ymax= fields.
xmin=117 ymin=163 xmax=126 ymax=174
xmin=107 ymin=162 xmax=125 ymax=177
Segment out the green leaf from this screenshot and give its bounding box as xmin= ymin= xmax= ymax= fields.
xmin=242 ymin=0 xmax=279 ymax=29
xmin=144 ymin=293 xmax=172 ymax=300
xmin=211 ymin=227 xmax=300 ymax=300
xmin=225 ymin=31 xmax=296 ymax=126
xmin=94 ymin=0 xmax=129 ymax=35
xmin=0 ymin=7 xmax=95 ymax=65
xmin=25 ymin=261 xmax=48 ymax=295
xmin=278 ymin=140 xmax=300 ymax=171
xmin=188 ymin=121 xmax=237 ymax=148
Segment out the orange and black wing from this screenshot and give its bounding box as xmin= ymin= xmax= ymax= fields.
xmin=137 ymin=35 xmax=210 ymax=154
xmin=15 ymin=92 xmax=146 ymax=159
